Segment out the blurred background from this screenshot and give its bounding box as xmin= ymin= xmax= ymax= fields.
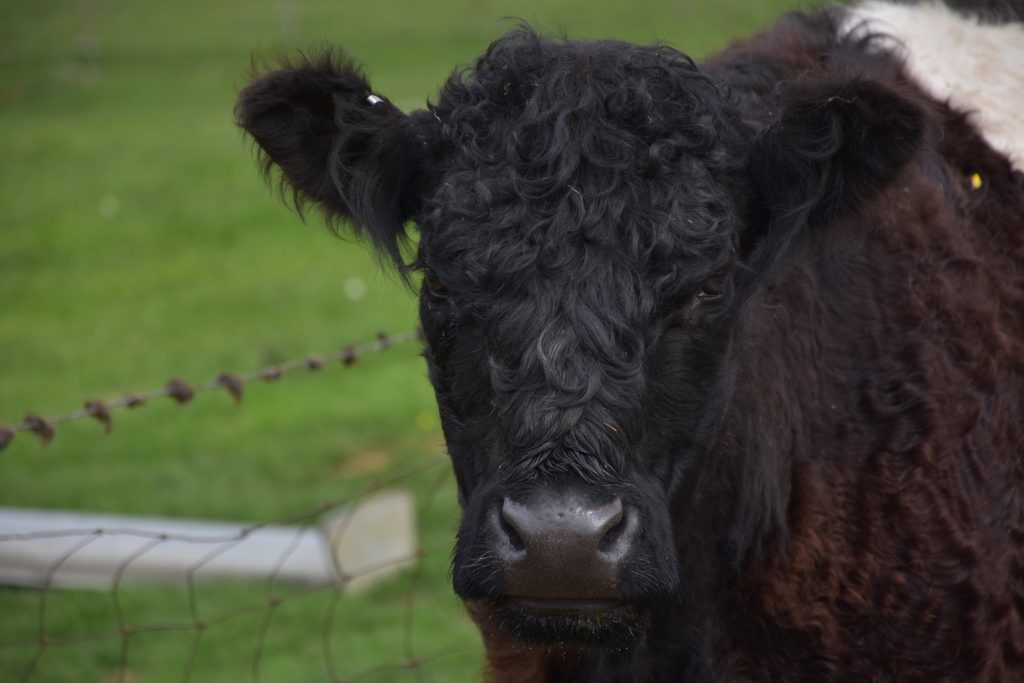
xmin=1 ymin=0 xmax=815 ymax=680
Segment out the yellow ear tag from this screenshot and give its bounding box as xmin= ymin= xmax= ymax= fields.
xmin=970 ymin=172 xmax=983 ymax=190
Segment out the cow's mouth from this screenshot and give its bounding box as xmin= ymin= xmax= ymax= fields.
xmin=482 ymin=597 xmax=643 ymax=647
xmin=508 ymin=597 xmax=621 ymax=614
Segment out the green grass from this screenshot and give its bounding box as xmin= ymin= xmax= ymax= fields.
xmin=0 ymin=0 xmax=816 ymax=680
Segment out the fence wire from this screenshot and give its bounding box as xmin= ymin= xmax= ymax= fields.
xmin=0 ymin=457 xmax=482 ymax=682
xmin=0 ymin=330 xmax=422 ymax=452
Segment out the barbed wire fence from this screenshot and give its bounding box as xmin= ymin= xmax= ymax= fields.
xmin=0 ymin=330 xmax=422 ymax=451
xmin=0 ymin=330 xmax=484 ymax=682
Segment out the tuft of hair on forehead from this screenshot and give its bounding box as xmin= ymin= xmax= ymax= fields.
xmin=432 ymin=27 xmax=743 ymax=168
xmin=420 ymin=26 xmax=747 ymax=298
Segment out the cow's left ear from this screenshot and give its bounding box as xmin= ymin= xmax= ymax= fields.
xmin=744 ymin=77 xmax=927 ymax=273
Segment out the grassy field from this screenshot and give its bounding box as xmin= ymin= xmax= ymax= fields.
xmin=1 ymin=0 xmax=815 ymax=680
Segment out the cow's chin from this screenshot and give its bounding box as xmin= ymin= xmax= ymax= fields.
xmin=481 ymin=597 xmax=645 ymax=649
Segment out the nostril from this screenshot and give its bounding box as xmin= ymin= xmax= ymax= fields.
xmin=598 ymin=515 xmax=625 ymax=552
xmin=498 ymin=506 xmax=526 ymax=552
xmin=597 ymin=500 xmax=627 ymax=552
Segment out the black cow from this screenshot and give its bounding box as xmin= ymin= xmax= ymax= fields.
xmin=237 ymin=1 xmax=1024 ymax=679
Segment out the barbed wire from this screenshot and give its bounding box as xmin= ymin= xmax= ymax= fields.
xmin=0 ymin=457 xmax=482 ymax=682
xmin=0 ymin=329 xmax=423 ymax=452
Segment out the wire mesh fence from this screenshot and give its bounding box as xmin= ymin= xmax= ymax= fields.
xmin=0 ymin=457 xmax=482 ymax=682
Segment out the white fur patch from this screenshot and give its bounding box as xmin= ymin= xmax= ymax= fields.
xmin=842 ymin=1 xmax=1024 ymax=171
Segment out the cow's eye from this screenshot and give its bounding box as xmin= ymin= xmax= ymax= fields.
xmin=697 ymin=271 xmax=727 ymax=300
xmin=423 ymin=269 xmax=449 ymax=298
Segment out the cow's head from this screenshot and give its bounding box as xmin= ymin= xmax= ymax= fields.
xmin=237 ymin=29 xmax=924 ymax=649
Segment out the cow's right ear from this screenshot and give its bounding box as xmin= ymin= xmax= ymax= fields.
xmin=742 ymin=77 xmax=927 ymax=278
xmin=236 ymin=53 xmax=435 ymax=268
